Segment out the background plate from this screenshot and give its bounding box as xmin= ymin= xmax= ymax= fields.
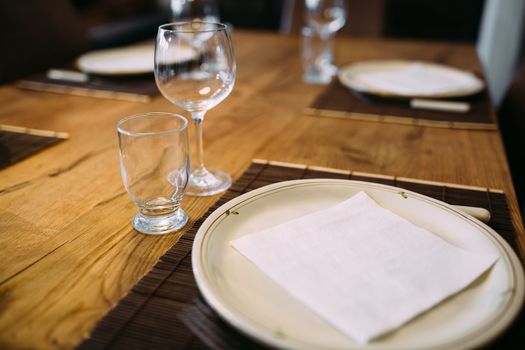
xmin=76 ymin=43 xmax=197 ymax=76
xmin=338 ymin=60 xmax=484 ymax=99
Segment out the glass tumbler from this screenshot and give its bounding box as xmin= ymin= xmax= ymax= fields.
xmin=117 ymin=112 xmax=190 ymax=235
xmin=302 ymin=26 xmax=336 ymax=84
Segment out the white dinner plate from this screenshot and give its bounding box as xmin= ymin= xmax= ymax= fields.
xmin=192 ymin=179 xmax=524 ymax=350
xmin=338 ymin=60 xmax=484 ymax=98
xmin=76 ymin=43 xmax=197 ymax=76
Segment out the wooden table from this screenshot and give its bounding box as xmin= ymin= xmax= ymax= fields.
xmin=0 ymin=30 xmax=523 ymax=350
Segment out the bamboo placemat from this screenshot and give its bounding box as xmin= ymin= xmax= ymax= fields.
xmin=307 ymin=81 xmax=497 ymax=130
xmin=78 ymin=160 xmax=523 ymax=350
xmin=0 ymin=125 xmax=68 ymax=170
xmin=17 ymin=71 xmax=158 ymax=103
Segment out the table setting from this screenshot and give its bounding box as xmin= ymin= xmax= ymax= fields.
xmin=16 ymin=43 xmax=161 ymax=103
xmin=14 ymin=0 xmax=224 ymax=104
xmin=79 ymin=160 xmax=524 ymax=350
xmin=84 ymin=11 xmax=523 ymax=347
xmin=306 ymin=60 xmax=496 ymax=130
xmin=299 ymin=0 xmax=495 ymax=130
xmin=1 ymin=1 xmax=524 ymax=349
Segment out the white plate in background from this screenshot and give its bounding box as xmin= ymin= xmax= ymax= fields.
xmin=76 ymin=43 xmax=197 ymax=76
xmin=338 ymin=60 xmax=484 ymax=98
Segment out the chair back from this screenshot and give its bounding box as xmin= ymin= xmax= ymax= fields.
xmin=0 ymin=0 xmax=88 ymax=83
xmin=498 ymin=60 xmax=525 ymax=218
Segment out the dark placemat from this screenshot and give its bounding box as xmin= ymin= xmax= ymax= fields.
xmin=307 ymin=81 xmax=497 ymax=130
xmin=16 ymin=71 xmax=158 ymax=103
xmin=78 ymin=160 xmax=524 ymax=350
xmin=0 ymin=125 xmax=68 ymax=170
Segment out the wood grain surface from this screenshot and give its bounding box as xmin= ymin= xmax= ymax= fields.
xmin=0 ymin=30 xmax=523 ymax=350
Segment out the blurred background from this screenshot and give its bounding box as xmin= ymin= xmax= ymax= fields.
xmin=1 ymin=0 xmax=523 ymax=107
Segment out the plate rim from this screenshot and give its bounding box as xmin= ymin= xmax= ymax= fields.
xmin=192 ymin=179 xmax=524 ymax=349
xmin=337 ymin=59 xmax=485 ymax=99
xmin=76 ymin=45 xmax=155 ymax=76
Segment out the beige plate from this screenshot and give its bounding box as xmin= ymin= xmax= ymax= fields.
xmin=338 ymin=60 xmax=484 ymax=99
xmin=192 ymin=179 xmax=524 ymax=350
xmin=76 ymin=43 xmax=197 ymax=76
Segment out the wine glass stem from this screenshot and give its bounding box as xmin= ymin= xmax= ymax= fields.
xmin=191 ymin=111 xmax=207 ymax=176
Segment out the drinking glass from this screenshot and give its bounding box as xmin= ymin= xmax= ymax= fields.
xmin=155 ymin=22 xmax=236 ymax=196
xmin=302 ymin=26 xmax=336 ymax=84
xmin=303 ymin=0 xmax=347 ymax=83
xmin=117 ymin=112 xmax=190 ymax=234
xmin=170 ymin=0 xmax=220 ymax=22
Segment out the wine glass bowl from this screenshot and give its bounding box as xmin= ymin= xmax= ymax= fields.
xmin=170 ymin=0 xmax=220 ymax=23
xmin=305 ymin=0 xmax=347 ymax=37
xmin=155 ymin=22 xmax=236 ymax=196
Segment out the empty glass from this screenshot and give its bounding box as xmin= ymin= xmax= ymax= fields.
xmin=303 ymin=0 xmax=347 ymax=84
xmin=302 ymin=26 xmax=336 ymax=84
xmin=117 ymin=113 xmax=190 ymax=235
xmin=155 ymin=22 xmax=236 ymax=196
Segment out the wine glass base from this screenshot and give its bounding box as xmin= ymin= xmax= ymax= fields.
xmin=132 ymin=208 xmax=188 ymax=235
xmin=186 ymin=169 xmax=232 ymax=196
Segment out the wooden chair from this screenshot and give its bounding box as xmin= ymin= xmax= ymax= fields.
xmin=0 ymin=0 xmax=88 ymax=84
xmin=498 ymin=60 xmax=525 ymax=219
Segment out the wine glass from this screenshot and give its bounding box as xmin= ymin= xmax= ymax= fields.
xmin=304 ymin=0 xmax=347 ymax=39
xmin=155 ymin=22 xmax=235 ymax=196
xmin=170 ymin=0 xmax=220 ymax=22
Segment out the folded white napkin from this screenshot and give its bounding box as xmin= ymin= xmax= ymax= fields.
xmin=230 ymin=191 xmax=497 ymax=344
xmin=356 ymin=63 xmax=477 ymax=95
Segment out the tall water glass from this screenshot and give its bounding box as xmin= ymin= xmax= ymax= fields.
xmin=117 ymin=113 xmax=190 ymax=235
xmin=303 ymin=0 xmax=347 ymax=83
xmin=155 ymin=22 xmax=235 ymax=196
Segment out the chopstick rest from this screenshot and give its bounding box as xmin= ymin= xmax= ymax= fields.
xmin=47 ymin=69 xmax=89 ymax=83
xmin=453 ymin=205 xmax=491 ymax=223
xmin=410 ymin=99 xmax=471 ymax=113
